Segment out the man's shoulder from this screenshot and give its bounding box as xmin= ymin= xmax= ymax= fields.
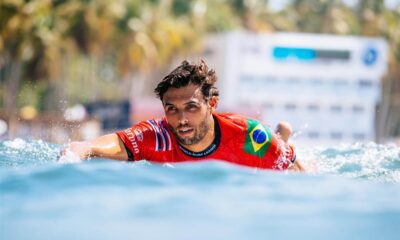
xmin=214 ymin=112 xmax=250 ymax=129
xmin=214 ymin=112 xmax=252 ymax=122
xmin=134 ymin=118 xmax=170 ymax=136
xmin=132 ymin=118 xmax=173 ymax=152
xmin=214 ymin=112 xmax=271 ymax=132
xmin=136 ymin=117 xmax=168 ymax=128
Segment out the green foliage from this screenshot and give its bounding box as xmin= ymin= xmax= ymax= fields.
xmin=1 ymin=0 xmax=399 ymax=113
xmin=17 ymin=81 xmax=48 ymax=110
xmin=172 ymin=0 xmax=192 ymax=16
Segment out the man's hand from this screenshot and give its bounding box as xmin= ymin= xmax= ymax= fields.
xmin=66 ymin=141 xmax=92 ymax=159
xmin=288 ymin=159 xmax=306 ymax=172
xmin=58 ymin=141 xmax=92 ymax=163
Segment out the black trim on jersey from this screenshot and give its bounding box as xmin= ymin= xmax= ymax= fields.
xmin=116 ymin=133 xmax=135 ymax=161
xmin=179 ymin=115 xmax=221 ymax=158
xmin=291 ymin=153 xmax=296 ymax=163
xmin=126 ymin=145 xmax=134 ymax=161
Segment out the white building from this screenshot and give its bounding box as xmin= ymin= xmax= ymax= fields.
xmin=202 ymin=31 xmax=388 ymax=146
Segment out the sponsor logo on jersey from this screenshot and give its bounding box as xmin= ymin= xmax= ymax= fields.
xmin=244 ymin=119 xmax=272 ymax=158
xmin=124 ymin=128 xmax=140 ymax=154
xmin=134 ymin=129 xmax=143 ymax=142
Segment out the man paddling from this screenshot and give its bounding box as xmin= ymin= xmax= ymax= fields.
xmin=63 ymin=59 xmax=304 ymax=171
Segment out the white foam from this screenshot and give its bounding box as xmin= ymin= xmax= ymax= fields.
xmin=163 ymin=163 xmax=175 ymax=168
xmin=58 ymin=148 xmax=83 ymax=164
xmin=4 ymin=138 xmax=27 ymax=149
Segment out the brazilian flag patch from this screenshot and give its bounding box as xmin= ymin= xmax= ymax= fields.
xmin=244 ymin=119 xmax=272 ymax=158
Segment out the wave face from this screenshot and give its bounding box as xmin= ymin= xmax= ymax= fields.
xmin=1 ymin=139 xmax=400 ymax=240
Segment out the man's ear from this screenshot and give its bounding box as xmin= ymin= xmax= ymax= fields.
xmin=209 ymin=96 xmax=218 ymax=112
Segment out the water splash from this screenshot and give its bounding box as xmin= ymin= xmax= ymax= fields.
xmin=0 ymin=138 xmax=59 ymax=168
xmin=292 ymin=123 xmax=309 ymax=139
xmin=0 ymin=139 xmax=399 ymax=183
xmin=298 ymin=142 xmax=400 ymax=183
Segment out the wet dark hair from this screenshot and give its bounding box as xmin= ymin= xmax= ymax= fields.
xmin=154 ymin=59 xmax=219 ymax=101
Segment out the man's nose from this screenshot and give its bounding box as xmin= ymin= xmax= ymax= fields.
xmin=178 ymin=112 xmax=188 ymax=125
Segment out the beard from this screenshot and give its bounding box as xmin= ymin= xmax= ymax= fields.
xmin=169 ymin=114 xmax=211 ymax=146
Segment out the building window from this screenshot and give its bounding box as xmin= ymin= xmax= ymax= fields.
xmin=330 ymin=105 xmax=343 ymax=113
xmin=307 ymin=104 xmax=320 ymax=112
xmin=262 ymin=103 xmax=274 ymax=109
xmin=264 ymin=76 xmax=276 ymax=84
xmin=308 ymin=131 xmax=320 ymax=139
xmin=288 ymin=78 xmax=300 ymax=84
xmin=352 ymin=105 xmax=364 ymax=113
xmin=359 ymin=79 xmax=373 ymax=88
xmin=240 ymin=75 xmax=253 ymax=83
xmin=284 ymin=103 xmax=297 ymax=111
xmin=333 ymin=79 xmax=348 ymax=86
xmin=311 ymin=79 xmax=323 ymax=85
xmin=330 ymin=132 xmax=343 ymax=139
xmin=241 ymin=46 xmax=259 ymax=54
xmin=353 ymin=133 xmax=366 ymax=140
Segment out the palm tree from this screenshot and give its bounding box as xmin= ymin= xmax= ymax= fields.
xmin=0 ymin=0 xmax=57 ymax=116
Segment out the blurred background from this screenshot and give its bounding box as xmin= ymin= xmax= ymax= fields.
xmin=0 ymin=0 xmax=399 ymax=147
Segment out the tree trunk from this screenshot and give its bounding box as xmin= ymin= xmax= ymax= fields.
xmin=2 ymin=53 xmax=22 ymax=117
xmin=1 ymin=52 xmax=22 ymax=139
xmin=387 ymin=69 xmax=400 ymax=138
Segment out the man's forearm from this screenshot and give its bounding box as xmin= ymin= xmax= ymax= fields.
xmin=64 ymin=134 xmax=129 ymax=161
xmin=89 ymin=134 xmax=129 ymax=160
xmin=288 ymin=159 xmax=306 ymax=172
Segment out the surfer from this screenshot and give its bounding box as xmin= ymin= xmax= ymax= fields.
xmin=62 ymin=59 xmax=305 ymax=171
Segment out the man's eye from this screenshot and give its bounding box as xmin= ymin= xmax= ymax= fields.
xmin=166 ymin=107 xmax=177 ymax=113
xmin=187 ymin=105 xmax=199 ymax=111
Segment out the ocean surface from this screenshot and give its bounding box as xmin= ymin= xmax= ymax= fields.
xmin=1 ymin=138 xmax=400 ymax=240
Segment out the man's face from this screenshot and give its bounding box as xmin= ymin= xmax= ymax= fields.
xmin=162 ymin=83 xmax=212 ymax=146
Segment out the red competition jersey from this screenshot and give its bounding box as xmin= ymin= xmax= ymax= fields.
xmin=116 ymin=113 xmax=296 ymax=170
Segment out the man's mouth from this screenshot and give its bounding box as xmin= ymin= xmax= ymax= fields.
xmin=177 ymin=127 xmax=194 ymax=137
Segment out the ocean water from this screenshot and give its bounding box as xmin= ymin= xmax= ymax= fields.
xmin=1 ymin=138 xmax=400 ymax=240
